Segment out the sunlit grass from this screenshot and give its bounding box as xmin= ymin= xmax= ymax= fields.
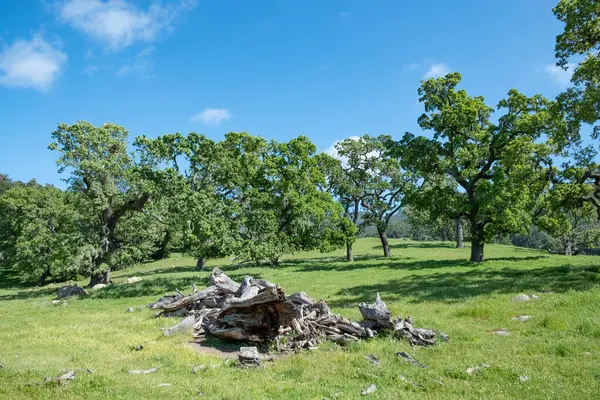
xmin=1 ymin=238 xmax=599 ymax=399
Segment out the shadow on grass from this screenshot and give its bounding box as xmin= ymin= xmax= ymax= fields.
xmin=0 ymin=287 xmax=57 ymax=301
xmin=86 ymin=270 xmax=266 ymax=300
xmin=385 ymin=242 xmax=457 ymax=249
xmin=330 ymin=264 xmax=600 ymax=306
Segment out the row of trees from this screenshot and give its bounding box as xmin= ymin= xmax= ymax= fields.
xmin=1 ymin=0 xmax=599 ymax=285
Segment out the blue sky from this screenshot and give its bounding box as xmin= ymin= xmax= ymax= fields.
xmin=0 ymin=0 xmax=571 ymax=186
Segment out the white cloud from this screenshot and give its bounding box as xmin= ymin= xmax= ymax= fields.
xmin=190 ymin=108 xmax=232 ymax=126
xmin=56 ymin=0 xmax=198 ymax=50
xmin=423 ymin=63 xmax=450 ymax=79
xmin=116 ymin=46 xmax=154 ymax=76
xmin=545 ymin=63 xmax=574 ymax=88
xmin=0 ymin=34 xmax=67 ymax=91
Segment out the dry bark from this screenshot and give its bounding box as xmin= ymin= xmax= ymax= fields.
xmin=150 ymin=268 xmax=447 ymax=351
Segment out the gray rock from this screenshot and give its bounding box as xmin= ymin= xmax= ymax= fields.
xmin=51 ymin=300 xmax=62 ymax=305
xmin=92 ymin=283 xmax=108 ymax=290
xmin=126 ymin=277 xmax=142 ymax=284
xmin=365 ymin=354 xmax=380 ymax=366
xmin=396 ymin=351 xmax=428 ymax=368
xmin=361 ymin=384 xmax=376 ymax=396
xmin=466 ymin=363 xmax=491 ymax=374
xmin=511 ymin=294 xmax=530 ymax=302
xmin=530 ymin=294 xmax=540 ymax=300
xmin=127 ymin=307 xmax=135 ymax=313
xmin=511 ymin=315 xmax=533 ymax=322
xmin=519 ymin=375 xmax=529 ymax=382
xmin=491 ymin=329 xmax=511 ymax=336
xmin=57 ymin=285 xmax=88 ymax=299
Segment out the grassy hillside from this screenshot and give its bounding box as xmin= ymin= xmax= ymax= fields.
xmin=1 ymin=238 xmax=599 ymax=399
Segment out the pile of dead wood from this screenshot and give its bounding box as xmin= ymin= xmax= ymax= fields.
xmin=148 ymin=267 xmax=447 ymax=350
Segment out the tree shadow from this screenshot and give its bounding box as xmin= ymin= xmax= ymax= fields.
xmin=330 ymin=264 xmax=600 ymax=307
xmin=0 ymin=286 xmax=57 ymax=301
xmin=384 ymin=242 xmax=457 ymax=249
xmin=86 ymin=270 xmax=266 ymax=300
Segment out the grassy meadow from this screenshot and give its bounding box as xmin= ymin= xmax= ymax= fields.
xmin=1 ymin=238 xmax=599 ymax=399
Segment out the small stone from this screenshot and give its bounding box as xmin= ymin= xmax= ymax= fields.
xmin=127 ymin=307 xmax=135 ymax=313
xmin=59 ymin=370 xmax=75 ymax=381
xmin=126 ymin=277 xmax=142 ymax=284
xmin=511 ymin=315 xmax=533 ymax=322
xmin=192 ymin=365 xmax=206 ymax=374
xmin=396 ymin=351 xmax=428 ymax=368
xmin=57 ymin=285 xmax=88 ymax=299
xmin=491 ymin=329 xmax=511 ymax=336
xmin=156 ymin=383 xmax=172 ymax=387
xmin=51 ymin=300 xmax=61 ymax=305
xmin=86 ymin=369 xmax=93 ymax=374
xmin=134 ymin=345 xmax=143 ymax=351
xmin=365 ymin=354 xmax=380 ymax=366
xmin=530 ymin=294 xmax=540 ymax=300
xmin=92 ymin=283 xmax=108 ymax=290
xmin=466 ymin=363 xmax=491 ymax=375
xmin=400 ymin=375 xmax=425 ymax=388
xmin=511 ymin=294 xmax=530 ymax=302
xmin=519 ymin=375 xmax=529 ymax=382
xmin=361 ymin=384 xmax=376 ymax=396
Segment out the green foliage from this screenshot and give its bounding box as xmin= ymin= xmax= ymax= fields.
xmin=0 ymin=183 xmax=81 ymax=284
xmin=49 ymin=121 xmax=157 ymax=284
xmin=554 ymin=0 xmax=600 ymax=138
xmin=400 ymin=72 xmax=565 ymax=261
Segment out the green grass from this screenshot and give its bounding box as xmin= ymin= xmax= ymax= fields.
xmin=1 ymin=238 xmax=600 ymax=399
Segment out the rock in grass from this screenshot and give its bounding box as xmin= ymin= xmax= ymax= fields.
xmin=519 ymin=375 xmax=529 ymax=382
xmin=530 ymin=294 xmax=540 ymax=300
xmin=57 ymin=285 xmax=88 ymax=299
xmin=511 ymin=315 xmax=533 ymax=322
xmin=365 ymin=354 xmax=380 ymax=366
xmin=466 ymin=363 xmax=491 ymax=375
xmin=396 ymin=351 xmax=427 ymax=368
xmin=511 ymin=294 xmax=530 ymax=302
xmin=127 ymin=307 xmax=135 ymax=313
xmin=490 ymin=329 xmax=511 ymax=336
xmin=126 ymin=277 xmax=142 ymax=284
xmin=238 ymin=347 xmax=261 ymax=367
xmin=156 ymin=383 xmax=172 ymax=387
xmin=400 ymin=375 xmax=425 ymax=388
xmin=192 ymin=365 xmax=206 ymax=374
xmin=128 ymin=366 xmax=160 ymax=375
xmin=361 ymin=384 xmax=376 ymax=396
xmin=92 ymin=283 xmax=108 ymax=290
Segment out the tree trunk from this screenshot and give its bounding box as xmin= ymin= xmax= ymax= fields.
xmin=153 ymin=230 xmax=171 ymax=260
xmin=346 ymin=241 xmax=354 ymax=262
xmin=196 ymin=257 xmax=207 ymax=271
xmin=88 ymin=267 xmax=111 ymax=287
xmin=455 ymin=217 xmax=464 ymax=248
xmin=563 ymin=238 xmax=573 ymax=256
xmin=470 ymin=240 xmax=484 ymax=262
xmin=378 ymin=230 xmax=391 ymax=257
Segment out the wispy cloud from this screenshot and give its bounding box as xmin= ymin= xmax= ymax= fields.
xmin=56 ymin=0 xmax=198 ymax=50
xmin=116 ymin=46 xmax=154 ymax=76
xmin=0 ymin=33 xmax=67 ymax=91
xmin=190 ymin=108 xmax=232 ymax=126
xmin=545 ymin=63 xmax=574 ymax=88
xmin=423 ymin=63 xmax=450 ymax=79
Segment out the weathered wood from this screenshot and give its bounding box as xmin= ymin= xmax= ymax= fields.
xmin=358 ymin=292 xmax=394 ymax=329
xmin=149 ymin=277 xmax=446 ymax=351
xmin=158 ymin=286 xmax=218 ymax=312
xmin=163 ymin=315 xmax=195 ymax=336
xmin=210 ymin=267 xmax=240 ymax=294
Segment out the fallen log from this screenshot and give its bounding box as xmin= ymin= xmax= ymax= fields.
xmin=150 ymin=267 xmax=447 ymax=352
